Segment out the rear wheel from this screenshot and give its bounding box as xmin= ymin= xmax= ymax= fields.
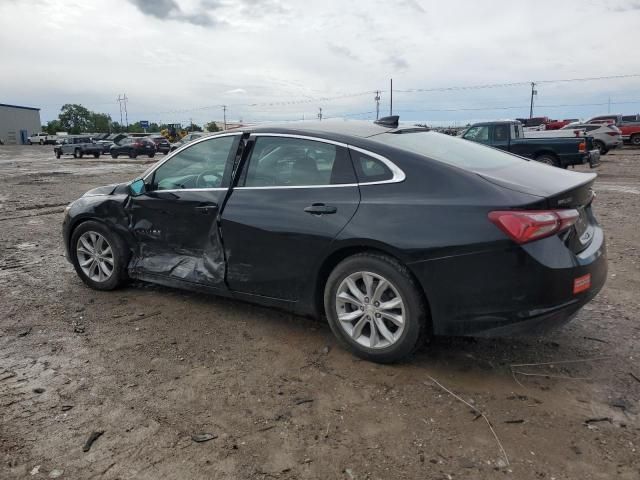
xmin=148 ymin=153 xmax=155 ymax=158
xmin=74 ymin=148 xmax=83 ymax=159
xmin=70 ymin=221 xmax=129 ymax=291
xmin=593 ymin=140 xmax=607 ymax=155
xmin=324 ymin=253 xmax=428 ymax=363
xmin=93 ymin=152 xmax=100 ymax=158
xmin=55 ymin=150 xmax=61 ymax=159
xmin=536 ymin=154 xmax=559 ymax=167
xmin=631 ymin=134 xmax=640 ymax=146
xmin=129 ymin=151 xmax=137 ymax=159
xmin=111 ymin=152 xmax=118 ymax=159
xmin=39 ymin=139 xmax=44 ymax=145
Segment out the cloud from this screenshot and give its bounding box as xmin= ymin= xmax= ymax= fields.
xmin=401 ymin=0 xmax=425 ymax=13
xmin=225 ymin=88 xmax=248 ymax=95
xmin=387 ymin=55 xmax=409 ymax=71
xmin=128 ymin=0 xmax=220 ymax=26
xmin=327 ymin=43 xmax=359 ymax=61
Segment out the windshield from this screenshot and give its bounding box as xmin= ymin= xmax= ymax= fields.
xmin=371 ymin=131 xmax=528 ymax=170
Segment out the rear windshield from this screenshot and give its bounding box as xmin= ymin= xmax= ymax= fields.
xmin=372 ymin=131 xmax=527 ymax=171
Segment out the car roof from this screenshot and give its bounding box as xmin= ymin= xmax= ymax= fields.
xmin=237 ymin=119 xmax=427 ymax=141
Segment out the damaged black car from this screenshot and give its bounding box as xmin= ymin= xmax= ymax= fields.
xmin=62 ymin=117 xmax=607 ymax=363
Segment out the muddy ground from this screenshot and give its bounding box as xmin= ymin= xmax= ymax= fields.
xmin=0 ymin=145 xmax=638 ymax=480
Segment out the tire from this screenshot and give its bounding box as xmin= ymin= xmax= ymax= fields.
xmin=593 ymin=140 xmax=607 ymax=155
xmin=74 ymin=148 xmax=83 ymax=159
xmin=56 ymin=151 xmax=61 ymax=159
xmin=129 ymin=151 xmax=137 ymax=159
xmin=148 ymin=153 xmax=155 ymax=158
xmin=93 ymin=152 xmax=100 ymax=158
xmin=27 ymin=140 xmax=32 ymax=145
xmin=70 ymin=220 xmax=129 ymax=291
xmin=324 ymin=253 xmax=429 ymax=363
xmin=111 ymin=153 xmax=118 ymax=159
xmin=631 ymin=134 xmax=640 ymax=146
xmin=39 ymin=139 xmax=44 ymax=145
xmin=535 ymin=154 xmax=559 ymax=167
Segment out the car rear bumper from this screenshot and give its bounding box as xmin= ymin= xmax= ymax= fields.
xmin=408 ymin=226 xmax=607 ymax=337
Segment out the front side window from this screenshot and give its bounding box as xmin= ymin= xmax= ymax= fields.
xmin=243 ymin=137 xmax=354 ymax=187
xmin=150 ymin=135 xmax=236 ymax=190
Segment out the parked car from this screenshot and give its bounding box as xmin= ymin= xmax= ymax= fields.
xmin=170 ymin=132 xmax=205 ymax=151
xmin=149 ymin=135 xmax=171 ymax=154
xmin=28 ymin=132 xmax=57 ymax=145
xmin=62 ymin=117 xmax=607 ymax=363
xmin=585 ymin=114 xmax=640 ymax=145
xmin=561 ymin=123 xmax=622 ymax=154
xmin=462 ymin=121 xmax=600 ymax=168
xmin=545 ymin=119 xmax=580 ymax=130
xmin=110 ymin=137 xmax=156 ymax=158
xmin=54 ymin=136 xmax=102 ymax=158
xmin=94 ymin=133 xmax=126 ymax=154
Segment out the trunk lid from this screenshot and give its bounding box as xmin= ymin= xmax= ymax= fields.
xmin=479 ymin=162 xmax=597 ymax=253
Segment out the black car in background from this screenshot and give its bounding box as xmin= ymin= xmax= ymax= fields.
xmin=149 ymin=135 xmax=171 ymax=154
xmin=62 ymin=117 xmax=607 ymax=363
xmin=110 ymin=137 xmax=156 ymax=158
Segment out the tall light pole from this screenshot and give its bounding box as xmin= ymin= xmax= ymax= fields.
xmin=318 ymin=107 xmax=323 ymax=121
xmin=374 ymin=90 xmax=381 ymax=120
xmin=390 ymin=78 xmax=393 ymax=116
xmin=222 ymin=105 xmax=227 ymax=130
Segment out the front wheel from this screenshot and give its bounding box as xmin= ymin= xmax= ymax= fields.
xmin=631 ymin=134 xmax=640 ymax=146
xmin=324 ymin=253 xmax=429 ymax=363
xmin=129 ymin=151 xmax=137 ymax=159
xmin=70 ymin=221 xmax=129 ymax=291
xmin=148 ymin=153 xmax=155 ymax=158
xmin=55 ymin=150 xmax=61 ymax=159
xmin=111 ymin=152 xmax=118 ymax=159
xmin=93 ymin=152 xmax=100 ymax=158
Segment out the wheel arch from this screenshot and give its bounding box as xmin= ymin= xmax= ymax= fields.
xmin=311 ymin=241 xmax=432 ymax=327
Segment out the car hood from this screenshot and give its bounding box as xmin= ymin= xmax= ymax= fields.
xmin=82 ymin=183 xmax=121 ymax=197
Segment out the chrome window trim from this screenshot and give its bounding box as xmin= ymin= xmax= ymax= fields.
xmin=234 ymin=133 xmax=406 ymax=190
xmin=151 ymin=188 xmax=228 ymax=193
xmin=141 ymin=132 xmax=243 ymax=183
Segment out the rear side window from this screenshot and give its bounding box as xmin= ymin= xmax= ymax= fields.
xmin=243 ymin=137 xmax=355 ymax=187
xmin=350 ymin=150 xmax=392 ymax=182
xmin=372 ymin=131 xmax=530 ymax=171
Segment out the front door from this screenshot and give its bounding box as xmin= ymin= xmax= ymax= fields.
xmin=127 ymin=133 xmax=241 ymax=287
xmin=221 ymin=134 xmax=360 ymax=300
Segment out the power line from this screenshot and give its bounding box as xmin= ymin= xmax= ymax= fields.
xmin=393 ymin=99 xmax=640 ymax=114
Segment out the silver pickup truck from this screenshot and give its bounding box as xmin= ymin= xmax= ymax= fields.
xmin=54 ymin=136 xmax=103 ymax=159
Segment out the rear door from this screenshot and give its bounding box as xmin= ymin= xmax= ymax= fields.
xmin=220 ymin=134 xmax=360 ymax=300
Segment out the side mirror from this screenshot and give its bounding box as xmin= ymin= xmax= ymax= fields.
xmin=129 ymin=178 xmax=146 ymax=197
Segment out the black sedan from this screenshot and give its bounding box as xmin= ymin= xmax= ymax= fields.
xmin=62 ymin=117 xmax=607 ymax=363
xmin=110 ymin=137 xmax=156 ymax=158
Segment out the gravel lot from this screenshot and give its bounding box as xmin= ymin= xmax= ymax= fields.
xmin=1 ymin=144 xmax=638 ymax=480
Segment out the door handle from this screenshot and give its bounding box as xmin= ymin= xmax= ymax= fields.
xmin=304 ymin=203 xmax=337 ymax=215
xmin=195 ymin=203 xmax=218 ymax=214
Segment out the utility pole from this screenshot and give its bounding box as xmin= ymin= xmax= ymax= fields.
xmin=190 ymin=117 xmax=193 ymax=132
xmin=222 ymin=105 xmax=227 ymax=130
xmin=117 ymin=94 xmax=124 ymax=128
xmin=318 ymin=107 xmax=323 ymax=121
xmin=390 ymin=78 xmax=393 ymax=116
xmin=608 ymin=96 xmax=611 ymax=114
xmin=529 ymin=82 xmax=536 ymax=119
xmin=374 ymin=90 xmax=381 ymax=120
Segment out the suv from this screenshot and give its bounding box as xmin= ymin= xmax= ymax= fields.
xmin=561 ymin=123 xmax=622 ymax=154
xmin=54 ymin=136 xmax=102 ymax=158
xmin=110 ymin=137 xmax=156 ymax=158
xmin=149 ymin=135 xmax=171 ymax=154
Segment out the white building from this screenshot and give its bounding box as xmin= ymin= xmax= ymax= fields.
xmin=0 ymin=103 xmax=42 ymax=144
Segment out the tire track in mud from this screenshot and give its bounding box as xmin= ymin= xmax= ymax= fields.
xmin=0 ymin=204 xmax=67 ymax=222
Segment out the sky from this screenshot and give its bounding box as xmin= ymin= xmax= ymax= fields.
xmin=1 ymin=0 xmax=640 ymax=127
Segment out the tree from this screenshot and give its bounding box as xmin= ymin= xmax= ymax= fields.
xmin=58 ymin=104 xmax=92 ymax=134
xmin=205 ymin=121 xmax=220 ymax=132
xmin=185 ymin=123 xmax=203 ymax=133
xmin=45 ymin=119 xmax=62 ymax=135
xmin=91 ymin=113 xmax=112 ymax=133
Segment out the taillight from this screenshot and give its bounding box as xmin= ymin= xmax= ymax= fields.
xmin=488 ymin=209 xmax=580 ymax=244
xmin=605 ymin=131 xmax=618 ymax=136
xmin=578 ymin=141 xmax=586 ymax=152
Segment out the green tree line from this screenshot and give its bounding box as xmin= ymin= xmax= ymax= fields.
xmin=43 ymin=104 xmax=221 ymax=135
